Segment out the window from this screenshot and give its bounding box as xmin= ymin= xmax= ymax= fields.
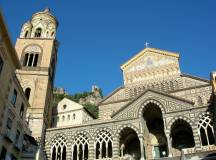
xmin=24 ymin=31 xmax=28 ymax=38
xmin=23 ymin=53 xmax=39 ymax=67
xmin=0 ymin=147 xmax=7 ymax=159
xmin=34 ymin=28 xmax=42 ymax=38
xmin=57 ymin=116 xmax=59 ymax=122
xmin=23 ymin=53 xmax=29 ymax=66
xmin=0 ymin=55 xmax=3 ymax=75
xmin=28 ymin=54 xmax=34 ymax=66
xmin=51 ymin=31 xmax=55 ymax=37
xmin=68 ymin=115 xmax=70 ymax=120
xmin=7 ymin=118 xmax=12 ymax=130
xmin=198 ymin=113 xmax=215 ymax=146
xmin=62 ymin=115 xmax=65 ymax=121
xmin=25 ymin=88 xmax=31 ymax=100
xmin=73 ymin=113 xmax=76 ymax=120
xmin=20 ymin=103 xmax=24 ymax=118
xmin=33 ymin=54 xmax=38 ymax=67
xmin=11 ymin=89 xmax=17 ymax=105
xmin=15 ymin=130 xmax=20 ymax=144
xmin=63 ymin=104 xmax=67 ymax=110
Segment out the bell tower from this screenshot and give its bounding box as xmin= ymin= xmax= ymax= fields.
xmin=15 ymin=8 xmax=59 ymax=158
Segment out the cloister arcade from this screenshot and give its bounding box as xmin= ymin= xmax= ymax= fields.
xmin=47 ymin=100 xmax=215 ymax=160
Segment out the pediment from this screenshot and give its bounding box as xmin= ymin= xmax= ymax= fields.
xmin=111 ymin=89 xmax=194 ymax=120
xmin=121 ymin=48 xmax=179 ymax=72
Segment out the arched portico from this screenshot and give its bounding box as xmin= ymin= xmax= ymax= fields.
xmin=169 ymin=119 xmax=195 ymax=156
xmin=140 ymin=100 xmax=168 ymax=159
xmin=119 ymin=127 xmax=141 ymax=159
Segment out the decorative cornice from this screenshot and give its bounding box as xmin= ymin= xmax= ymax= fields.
xmin=120 ymin=47 xmax=179 ymax=70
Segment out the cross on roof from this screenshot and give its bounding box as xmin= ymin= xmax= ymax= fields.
xmin=145 ymin=42 xmax=150 ymax=48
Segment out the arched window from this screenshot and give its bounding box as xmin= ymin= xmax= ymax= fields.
xmin=25 ymin=31 xmax=28 ymax=38
xmin=25 ymin=88 xmax=31 ymax=100
xmin=198 ymin=113 xmax=215 ymax=146
xmin=95 ymin=130 xmax=113 ymax=159
xmin=62 ymin=116 xmax=65 ymax=122
xmin=20 ymin=103 xmax=24 ymax=118
xmin=23 ymin=53 xmax=39 ymax=67
xmin=72 ymin=133 xmax=89 ymax=160
xmin=35 ymin=28 xmax=42 ymax=38
xmin=23 ymin=53 xmax=29 ymax=66
xmin=51 ymin=136 xmax=67 ymax=160
xmin=28 ymin=54 xmax=34 ymax=66
xmin=51 ymin=31 xmax=55 ymax=37
xmin=33 ymin=54 xmax=39 ymax=67
xmin=68 ymin=115 xmax=70 ymax=120
xmin=73 ymin=114 xmax=76 ymax=120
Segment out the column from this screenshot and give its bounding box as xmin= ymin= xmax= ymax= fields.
xmin=165 ymin=130 xmax=172 ymax=157
xmin=66 ymin=143 xmax=72 ymax=160
xmin=138 ymin=135 xmax=145 ymax=160
xmin=88 ymin=139 xmax=95 ymax=160
xmin=192 ymin=126 xmax=201 ymax=152
xmin=113 ymin=136 xmax=120 ymax=160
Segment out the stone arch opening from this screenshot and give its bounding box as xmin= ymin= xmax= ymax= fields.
xmin=72 ymin=132 xmax=89 ymax=160
xmin=35 ymin=28 xmax=42 ymax=37
xmin=95 ymin=130 xmax=112 ymax=159
xmin=25 ymin=87 xmax=31 ymax=100
xmin=119 ymin=127 xmax=140 ymax=160
xmin=142 ymin=102 xmax=168 ymax=158
xmin=51 ymin=136 xmax=67 ymax=160
xmin=198 ymin=113 xmax=215 ymax=146
xmin=170 ymin=119 xmax=195 ymax=150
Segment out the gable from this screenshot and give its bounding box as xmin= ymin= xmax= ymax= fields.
xmin=111 ymin=89 xmax=194 ymax=120
xmin=57 ymin=98 xmax=83 ymax=113
xmin=121 ymin=48 xmax=181 ymax=85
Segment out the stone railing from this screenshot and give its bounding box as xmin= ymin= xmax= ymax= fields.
xmin=201 ymin=145 xmax=216 ymax=152
xmin=182 ymin=147 xmax=196 ymax=154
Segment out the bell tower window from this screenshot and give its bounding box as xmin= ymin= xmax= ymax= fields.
xmin=25 ymin=88 xmax=31 ymax=100
xmin=24 ymin=31 xmax=29 ymax=38
xmin=23 ymin=53 xmax=39 ymax=67
xmin=35 ymin=28 xmax=42 ymax=38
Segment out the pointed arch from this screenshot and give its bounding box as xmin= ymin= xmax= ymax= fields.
xmin=198 ymin=112 xmax=215 ymax=146
xmin=94 ymin=128 xmax=113 ymax=159
xmin=51 ymin=136 xmax=67 ymax=160
xmin=72 ymin=131 xmax=90 ymax=160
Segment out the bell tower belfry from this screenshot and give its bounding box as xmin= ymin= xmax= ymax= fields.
xmin=15 ymin=8 xmax=59 ymax=158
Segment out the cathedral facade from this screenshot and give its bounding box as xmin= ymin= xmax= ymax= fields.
xmin=45 ymin=47 xmax=216 ymax=160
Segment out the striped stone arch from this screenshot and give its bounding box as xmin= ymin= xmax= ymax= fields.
xmin=50 ymin=133 xmax=69 ymax=143
xmin=167 ymin=115 xmax=194 ymax=131
xmin=93 ymin=127 xmax=114 ymax=139
xmin=138 ymin=99 xmax=166 ymax=118
xmin=50 ymin=133 xmax=67 ymax=160
xmin=71 ymin=130 xmax=92 ymax=141
xmin=115 ymin=124 xmax=140 ymax=137
xmin=71 ymin=130 xmax=91 ymax=160
xmin=94 ymin=127 xmax=114 ymax=159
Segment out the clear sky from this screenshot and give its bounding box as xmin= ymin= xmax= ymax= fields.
xmin=1 ymin=1 xmax=216 ymax=96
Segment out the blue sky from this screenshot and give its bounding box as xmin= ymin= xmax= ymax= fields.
xmin=1 ymin=1 xmax=216 ymax=96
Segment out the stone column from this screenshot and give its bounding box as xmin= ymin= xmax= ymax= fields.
xmin=88 ymin=139 xmax=95 ymax=160
xmin=192 ymin=126 xmax=201 ymax=152
xmin=66 ymin=142 xmax=72 ymax=160
xmin=165 ymin=130 xmax=172 ymax=157
xmin=44 ymin=144 xmax=51 ymax=160
xmin=113 ymin=136 xmax=120 ymax=160
xmin=138 ymin=135 xmax=145 ymax=160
